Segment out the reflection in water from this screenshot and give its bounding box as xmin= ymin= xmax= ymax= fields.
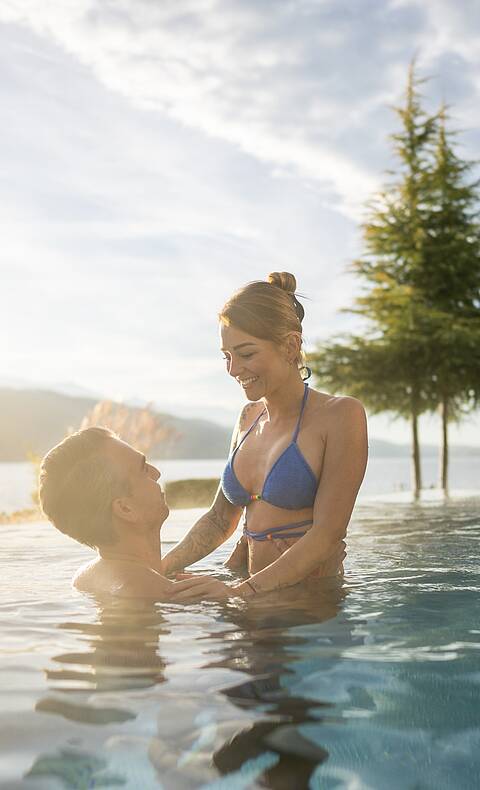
xmin=28 ymin=599 xmax=169 ymax=787
xmin=26 ymin=747 xmax=126 ymax=787
xmin=212 ymin=676 xmax=331 ymax=789
xmin=148 ymin=581 xmax=357 ymax=789
xmin=12 ymin=498 xmax=480 ymax=788
xmin=52 ymin=600 xmax=168 ymax=692
xmin=35 ymin=599 xmax=168 ymax=727
xmin=28 ymin=581 xmax=355 ymax=789
xmin=35 ymin=697 xmax=136 ymax=725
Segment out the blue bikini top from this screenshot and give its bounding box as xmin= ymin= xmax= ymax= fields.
xmin=221 ymin=383 xmax=318 ymax=510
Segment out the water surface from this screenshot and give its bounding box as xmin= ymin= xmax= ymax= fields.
xmin=1 ymin=498 xmax=479 ymax=788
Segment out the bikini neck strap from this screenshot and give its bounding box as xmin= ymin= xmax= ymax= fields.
xmin=292 ymin=383 xmax=309 ymax=443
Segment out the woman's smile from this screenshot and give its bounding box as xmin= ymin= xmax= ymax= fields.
xmin=237 ymin=376 xmax=259 ymax=389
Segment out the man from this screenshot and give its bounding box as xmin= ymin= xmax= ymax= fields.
xmin=39 ymin=427 xmax=235 ymax=601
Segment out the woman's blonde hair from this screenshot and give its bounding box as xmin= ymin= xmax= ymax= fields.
xmin=219 ymin=271 xmax=306 ymax=369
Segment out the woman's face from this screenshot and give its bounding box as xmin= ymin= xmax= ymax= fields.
xmin=220 ymin=322 xmax=290 ymax=400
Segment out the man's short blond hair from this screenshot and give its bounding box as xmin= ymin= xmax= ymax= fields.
xmin=39 ymin=427 xmax=130 ymax=548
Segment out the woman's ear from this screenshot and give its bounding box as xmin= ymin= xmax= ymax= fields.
xmin=285 ymin=332 xmax=301 ymax=364
xmin=112 ymin=496 xmax=136 ymax=523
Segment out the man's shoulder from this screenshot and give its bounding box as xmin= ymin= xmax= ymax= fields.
xmin=74 ymin=559 xmax=171 ymax=600
xmin=113 ymin=564 xmax=171 ymax=599
xmin=72 ymin=558 xmax=100 ymax=591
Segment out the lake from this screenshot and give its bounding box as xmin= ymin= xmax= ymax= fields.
xmin=1 ymin=496 xmax=480 ymax=788
xmin=1 ymin=455 xmax=480 ymax=513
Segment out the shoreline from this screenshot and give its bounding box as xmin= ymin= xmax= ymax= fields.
xmin=2 ymin=484 xmax=479 ymax=525
xmin=0 ymin=478 xmax=221 ymax=524
xmin=0 ymin=507 xmax=43 ymax=524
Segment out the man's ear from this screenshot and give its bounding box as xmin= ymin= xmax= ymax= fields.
xmin=112 ymin=497 xmax=137 ymax=523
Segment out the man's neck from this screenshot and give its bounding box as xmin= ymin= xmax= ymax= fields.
xmin=99 ymin=527 xmax=162 ymax=573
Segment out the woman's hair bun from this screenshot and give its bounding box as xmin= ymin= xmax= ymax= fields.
xmin=267 ymin=271 xmax=297 ymax=295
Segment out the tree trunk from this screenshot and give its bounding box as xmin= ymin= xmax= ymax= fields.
xmin=440 ymin=395 xmax=449 ymax=496
xmin=411 ymin=408 xmax=422 ymax=500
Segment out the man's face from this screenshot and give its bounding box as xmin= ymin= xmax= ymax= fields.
xmin=104 ymin=438 xmax=169 ymax=529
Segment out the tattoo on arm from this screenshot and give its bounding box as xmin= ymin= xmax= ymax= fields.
xmin=162 ymin=403 xmax=258 ymax=576
xmin=230 ymin=402 xmax=263 ymax=453
xmin=239 ymin=402 xmax=261 ymax=431
xmin=163 ymin=504 xmax=237 ymax=575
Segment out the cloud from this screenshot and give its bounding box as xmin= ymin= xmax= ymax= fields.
xmin=3 ymin=1 xmax=479 ymax=218
xmin=1 ymin=0 xmax=479 ymax=444
xmin=393 ymin=0 xmax=480 ymax=65
xmin=0 ymin=0 xmax=427 ymax=217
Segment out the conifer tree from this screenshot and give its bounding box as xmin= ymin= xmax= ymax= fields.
xmin=310 ymin=286 xmax=434 ymax=498
xmin=311 ymin=65 xmax=480 ymax=497
xmin=312 ymin=65 xmax=438 ymax=497
xmin=420 ymin=108 xmax=480 ymax=491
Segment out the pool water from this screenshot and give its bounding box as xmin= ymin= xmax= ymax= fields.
xmin=1 ymin=498 xmax=479 ymax=789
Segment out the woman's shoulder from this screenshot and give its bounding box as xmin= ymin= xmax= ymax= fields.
xmin=228 ymin=400 xmax=265 ymax=452
xmin=237 ymin=400 xmax=265 ymax=431
xmin=307 ymin=388 xmax=366 ymax=424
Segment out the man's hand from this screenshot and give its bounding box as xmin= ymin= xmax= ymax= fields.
xmin=169 ymin=575 xmax=237 ymax=602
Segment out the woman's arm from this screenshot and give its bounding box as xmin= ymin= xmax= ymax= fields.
xmin=161 ymin=487 xmax=243 ymax=575
xmin=161 ymin=406 xmax=251 ymax=575
xmin=235 ymin=397 xmax=368 ymax=596
xmin=113 ymin=565 xmax=239 ymax=602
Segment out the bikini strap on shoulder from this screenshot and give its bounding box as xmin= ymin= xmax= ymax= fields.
xmin=292 ymin=383 xmax=309 ymax=443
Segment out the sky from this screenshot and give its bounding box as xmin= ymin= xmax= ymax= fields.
xmin=1 ymin=0 xmax=480 ymax=446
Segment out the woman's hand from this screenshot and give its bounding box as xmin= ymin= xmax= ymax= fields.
xmin=223 ymin=534 xmax=249 ymax=572
xmin=270 ymin=537 xmax=346 ymax=576
xmin=169 ymin=575 xmax=236 ymax=602
xmin=316 ymin=539 xmax=346 ymax=576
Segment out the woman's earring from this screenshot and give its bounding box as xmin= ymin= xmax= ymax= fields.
xmin=301 ymin=366 xmax=312 ymax=381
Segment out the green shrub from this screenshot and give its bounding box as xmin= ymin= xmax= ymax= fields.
xmin=164 ymin=478 xmax=219 ymax=509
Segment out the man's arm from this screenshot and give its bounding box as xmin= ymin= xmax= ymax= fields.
xmin=161 ymin=487 xmax=243 ymax=575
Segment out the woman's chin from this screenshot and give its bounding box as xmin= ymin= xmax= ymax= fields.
xmin=244 ymin=389 xmax=262 ymax=401
xmin=241 ymin=382 xmax=263 ymax=400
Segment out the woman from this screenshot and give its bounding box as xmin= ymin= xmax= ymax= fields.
xmin=163 ymin=272 xmax=368 ymax=600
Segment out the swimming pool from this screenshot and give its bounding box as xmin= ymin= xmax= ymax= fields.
xmin=1 ymin=497 xmax=479 ymax=789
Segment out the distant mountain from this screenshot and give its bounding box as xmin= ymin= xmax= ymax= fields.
xmin=0 ymin=376 xmax=102 ymax=400
xmin=0 ymin=388 xmax=477 ymax=462
xmin=0 ymin=388 xmax=231 ymax=461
